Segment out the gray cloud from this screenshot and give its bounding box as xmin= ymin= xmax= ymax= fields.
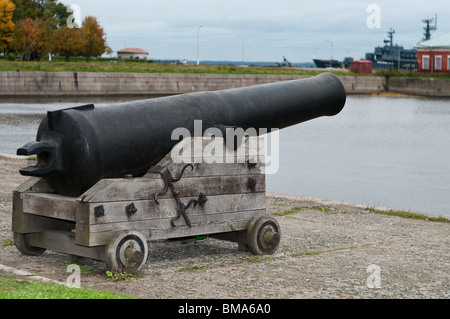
xmin=61 ymin=0 xmax=450 ymax=62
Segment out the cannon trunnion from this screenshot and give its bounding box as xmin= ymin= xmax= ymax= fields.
xmin=12 ymin=74 xmax=346 ymax=271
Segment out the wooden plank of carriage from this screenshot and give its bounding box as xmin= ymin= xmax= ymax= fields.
xmin=75 ymin=208 xmax=266 ymax=247
xmin=79 ymin=173 xmax=265 ymax=203
xmin=75 ymin=191 xmax=265 ymax=246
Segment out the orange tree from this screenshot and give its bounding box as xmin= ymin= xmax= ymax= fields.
xmin=81 ymin=16 xmax=107 ymax=61
xmin=9 ymin=1 xmax=110 ymax=61
xmin=52 ymin=25 xmax=84 ymax=61
xmin=0 ymin=0 xmax=15 ymax=53
xmin=10 ymin=17 xmax=50 ymax=60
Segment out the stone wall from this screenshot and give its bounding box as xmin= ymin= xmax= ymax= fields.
xmin=388 ymin=76 xmax=450 ymax=97
xmin=0 ymin=71 xmax=388 ymax=97
xmin=1 ymin=71 xmax=448 ymax=97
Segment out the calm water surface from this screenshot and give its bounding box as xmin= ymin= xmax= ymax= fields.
xmin=0 ymin=96 xmax=449 ymax=216
xmin=267 ymin=96 xmax=450 ymax=217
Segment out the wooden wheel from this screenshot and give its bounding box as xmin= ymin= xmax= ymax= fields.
xmin=247 ymin=216 xmax=281 ymax=255
xmin=13 ymin=232 xmax=46 ymax=256
xmin=105 ymin=230 xmax=148 ymax=272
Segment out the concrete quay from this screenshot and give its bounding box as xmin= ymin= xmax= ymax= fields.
xmin=0 ymin=71 xmax=384 ymax=97
xmin=0 ymin=71 xmax=449 ymax=98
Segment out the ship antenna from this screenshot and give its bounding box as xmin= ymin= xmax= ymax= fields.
xmin=422 ymin=14 xmax=437 ymax=41
xmin=387 ymin=28 xmax=395 ymax=47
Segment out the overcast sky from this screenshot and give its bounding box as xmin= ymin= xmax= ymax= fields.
xmin=59 ymin=0 xmax=450 ymax=63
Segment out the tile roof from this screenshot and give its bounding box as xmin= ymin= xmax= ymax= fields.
xmin=117 ymin=48 xmax=149 ymax=53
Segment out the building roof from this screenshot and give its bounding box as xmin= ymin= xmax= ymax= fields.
xmin=416 ymin=33 xmax=450 ymax=49
xmin=117 ymin=48 xmax=149 ymax=54
xmin=350 ymin=60 xmax=372 ymax=64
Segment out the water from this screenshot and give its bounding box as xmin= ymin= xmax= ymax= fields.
xmin=0 ymin=95 xmax=449 ymax=217
xmin=0 ymin=96 xmax=153 ymax=154
xmin=267 ymin=96 xmax=450 ymax=217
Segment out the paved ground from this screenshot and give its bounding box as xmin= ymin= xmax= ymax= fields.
xmin=0 ymin=154 xmax=448 ymax=298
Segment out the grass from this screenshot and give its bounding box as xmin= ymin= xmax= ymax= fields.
xmin=0 ymin=58 xmax=353 ymax=76
xmin=272 ymin=201 xmax=448 ymax=222
xmin=244 ymin=256 xmax=273 ymax=262
xmin=375 ymin=68 xmax=450 ymax=79
xmin=178 ymin=265 xmax=206 ymax=272
xmin=367 ymin=207 xmax=450 ymax=223
xmin=1 ymin=239 xmax=14 ymax=247
xmin=290 ymin=245 xmax=372 ymax=258
xmin=0 ymin=274 xmax=135 ymax=299
xmin=105 ymin=270 xmax=143 ymax=282
xmin=1 ymin=57 xmax=449 ymax=78
xmin=273 ymin=207 xmax=302 ymax=216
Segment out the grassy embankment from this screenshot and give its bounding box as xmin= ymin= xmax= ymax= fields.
xmin=0 ymin=58 xmax=349 ymax=75
xmin=1 ymin=57 xmax=449 ymax=78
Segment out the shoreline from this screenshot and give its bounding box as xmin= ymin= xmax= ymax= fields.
xmin=266 ymin=191 xmax=449 ymax=221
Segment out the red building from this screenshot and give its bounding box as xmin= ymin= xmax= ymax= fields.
xmin=415 ymin=33 xmax=450 ymax=73
xmin=349 ymin=60 xmax=373 ymax=74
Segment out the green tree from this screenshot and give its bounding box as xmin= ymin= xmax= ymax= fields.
xmin=41 ymin=1 xmax=70 ymax=60
xmin=81 ymin=16 xmax=107 ymax=61
xmin=0 ymin=0 xmax=15 ymax=52
xmin=11 ymin=0 xmax=40 ymax=22
xmin=41 ymin=0 xmax=70 ymax=28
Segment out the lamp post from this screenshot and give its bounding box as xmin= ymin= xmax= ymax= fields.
xmin=236 ymin=35 xmax=245 ymax=63
xmin=325 ymin=40 xmax=333 ymax=68
xmin=197 ymin=25 xmax=202 ymax=65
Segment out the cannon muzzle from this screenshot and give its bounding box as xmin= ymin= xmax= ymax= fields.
xmin=18 ymin=72 xmax=346 ymax=196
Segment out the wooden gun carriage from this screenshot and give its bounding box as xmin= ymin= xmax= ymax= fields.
xmin=12 ymin=136 xmax=279 ymax=271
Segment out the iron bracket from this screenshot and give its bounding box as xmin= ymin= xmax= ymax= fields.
xmin=151 ymin=164 xmax=207 ymax=227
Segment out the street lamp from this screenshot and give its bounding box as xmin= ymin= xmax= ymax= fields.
xmin=197 ymin=25 xmax=202 ymax=65
xmin=325 ymin=40 xmax=333 ymax=68
xmin=236 ymin=35 xmax=245 ymax=63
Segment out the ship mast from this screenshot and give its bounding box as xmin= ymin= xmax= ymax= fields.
xmin=422 ymin=14 xmax=437 ymax=41
xmin=384 ymin=28 xmax=395 ymax=47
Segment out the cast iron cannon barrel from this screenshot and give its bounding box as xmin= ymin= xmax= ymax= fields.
xmin=17 ymin=72 xmax=346 ymax=197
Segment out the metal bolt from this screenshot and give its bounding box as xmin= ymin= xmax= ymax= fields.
xmin=247 ymin=177 xmax=257 ymax=191
xmin=126 ymin=203 xmax=137 ymax=217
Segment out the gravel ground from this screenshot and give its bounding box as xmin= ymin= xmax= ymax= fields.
xmin=0 ymin=154 xmax=449 ymax=299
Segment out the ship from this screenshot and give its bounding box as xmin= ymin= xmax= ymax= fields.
xmin=364 ymin=28 xmax=417 ymax=70
xmin=313 ymin=59 xmax=342 ymax=68
xmin=313 ymin=57 xmax=353 ymax=68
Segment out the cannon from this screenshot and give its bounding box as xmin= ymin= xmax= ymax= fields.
xmin=12 ymin=73 xmax=346 ymax=272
